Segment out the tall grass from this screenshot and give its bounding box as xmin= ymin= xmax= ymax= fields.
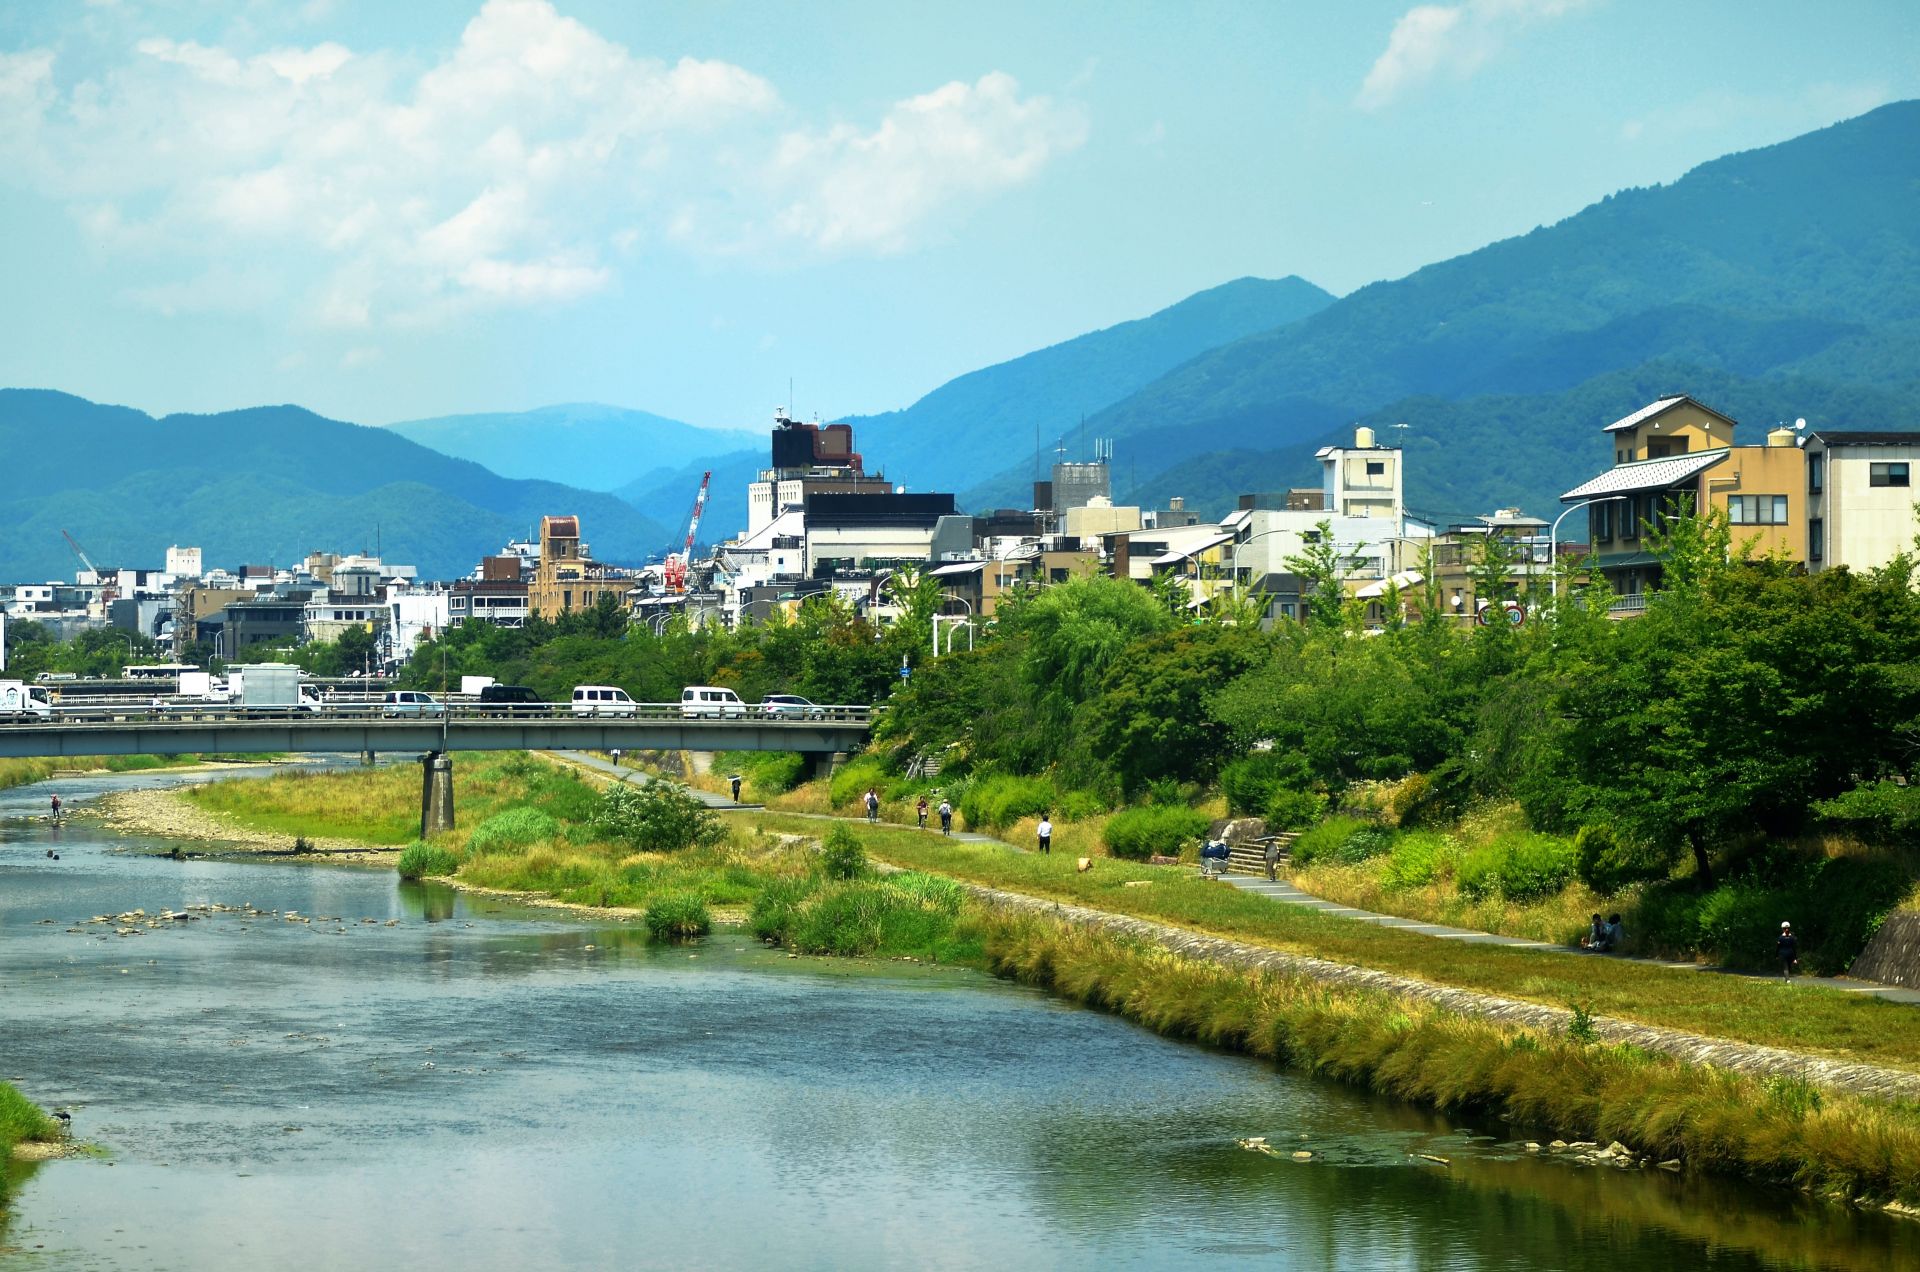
xmin=749 ymin=870 xmax=981 ymax=960
xmin=976 ymin=909 xmax=1920 ymax=1202
xmin=0 ymin=1081 xmax=59 ymax=1205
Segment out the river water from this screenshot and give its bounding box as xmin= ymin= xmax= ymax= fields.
xmin=3 ymin=767 xmax=1918 ymax=1270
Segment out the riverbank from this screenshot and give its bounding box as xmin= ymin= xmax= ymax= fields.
xmin=1 ymin=1082 xmax=61 ymax=1209
xmin=90 ymin=786 xmax=403 ymax=863
xmin=0 ymin=754 xmax=280 ymax=795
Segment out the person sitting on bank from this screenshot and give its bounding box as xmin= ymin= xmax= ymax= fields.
xmin=1603 ymin=913 xmax=1624 ymax=952
xmin=1582 ymin=913 xmax=1607 ymax=951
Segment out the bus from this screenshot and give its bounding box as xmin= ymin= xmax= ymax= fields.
xmin=122 ymin=663 xmax=199 ymax=681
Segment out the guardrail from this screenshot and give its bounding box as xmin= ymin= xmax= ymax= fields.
xmin=6 ymin=701 xmax=873 ymax=727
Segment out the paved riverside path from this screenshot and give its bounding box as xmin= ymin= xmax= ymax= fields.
xmin=559 ymin=752 xmax=1920 ymax=1008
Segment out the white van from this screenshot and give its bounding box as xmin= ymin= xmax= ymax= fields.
xmin=681 ymin=685 xmax=746 ymax=719
xmin=572 ymin=685 xmax=638 ymax=717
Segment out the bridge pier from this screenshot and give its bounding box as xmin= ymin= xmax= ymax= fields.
xmin=805 ymin=751 xmax=848 ymax=784
xmin=420 ymin=751 xmax=454 ymax=837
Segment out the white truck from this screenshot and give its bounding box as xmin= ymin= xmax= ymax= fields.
xmin=460 ymin=675 xmax=497 ymax=697
xmin=0 ymin=680 xmax=54 ymax=720
xmin=230 ymin=663 xmax=319 ymax=712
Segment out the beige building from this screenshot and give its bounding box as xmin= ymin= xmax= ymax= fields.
xmin=528 ymin=516 xmax=633 ymax=618
xmin=1803 ymin=432 xmax=1920 ymax=573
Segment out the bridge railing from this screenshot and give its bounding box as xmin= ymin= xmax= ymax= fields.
xmin=8 ymin=700 xmax=873 ymax=727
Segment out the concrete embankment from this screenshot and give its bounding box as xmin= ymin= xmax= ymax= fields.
xmin=958 ymin=882 xmax=1920 ymax=1103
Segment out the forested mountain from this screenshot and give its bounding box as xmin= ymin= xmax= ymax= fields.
xmin=963 ymin=100 xmax=1920 ymax=517
xmin=386 ymin=403 xmax=757 ymax=493
xmin=616 ymin=449 xmax=766 ymax=549
xmin=840 ymin=275 xmax=1335 ymax=490
xmin=0 ymin=390 xmax=669 ymax=580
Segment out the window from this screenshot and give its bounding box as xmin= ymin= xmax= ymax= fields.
xmin=1809 ymin=517 xmax=1824 ymax=563
xmin=1727 ymin=495 xmax=1789 ymax=525
xmin=1871 ymin=462 xmax=1911 ymax=488
xmin=1365 ymin=461 xmax=1385 ymax=476
xmin=1591 ymin=503 xmax=1612 ymax=541
xmin=1807 ymin=452 xmax=1824 ymax=493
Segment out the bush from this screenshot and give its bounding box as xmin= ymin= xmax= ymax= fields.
xmin=828 ymin=755 xmax=898 ymax=808
xmin=589 ymin=782 xmax=723 ymax=852
xmin=1220 ymin=751 xmax=1312 ymax=816
xmin=958 ymin=773 xmax=1056 ymax=832
xmin=785 ymin=882 xmax=958 ymax=956
xmin=397 ymin=840 xmax=460 ymax=879
xmin=1103 ymin=805 xmax=1210 ymax=860
xmin=750 ymin=876 xmax=816 ymax=942
xmin=1263 ymin=786 xmax=1326 ymax=831
xmin=821 ymin=825 xmax=869 ymax=880
xmin=466 ymin=807 xmax=560 ymax=855
xmin=1458 ymin=832 xmax=1576 ymax=902
xmin=1381 ymin=830 xmax=1458 ymax=891
xmin=1574 ymin=823 xmax=1669 ymax=895
xmin=644 ymin=891 xmax=712 ymax=939
xmin=719 ymin=750 xmax=808 ymax=797
xmin=884 ymin=870 xmax=966 ymax=914
xmin=1291 ymin=816 xmax=1375 ymax=867
xmin=1055 ymin=789 xmax=1108 ymax=821
xmin=1813 ymin=781 xmax=1920 ymax=846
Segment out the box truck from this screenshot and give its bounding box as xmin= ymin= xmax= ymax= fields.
xmin=0 ymin=680 xmax=53 ymax=719
xmin=230 ymin=664 xmax=318 ymax=712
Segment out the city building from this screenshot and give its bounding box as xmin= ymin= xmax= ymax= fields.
xmin=527 ymin=515 xmax=634 ymax=618
xmin=1803 ymin=431 xmax=1920 ymax=573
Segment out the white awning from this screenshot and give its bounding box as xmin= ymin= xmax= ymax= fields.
xmin=1354 ymin=569 xmax=1424 ymax=599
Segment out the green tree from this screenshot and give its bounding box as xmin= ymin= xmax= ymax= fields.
xmin=1283 ymin=521 xmax=1351 ymax=631
xmin=1084 ymin=625 xmax=1272 ymax=794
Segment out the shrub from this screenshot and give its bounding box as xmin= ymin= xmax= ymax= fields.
xmin=589 ymin=782 xmax=723 ymax=852
xmin=750 ymin=877 xmax=816 ymax=943
xmin=821 ymin=825 xmax=869 ymax=880
xmin=1458 ymin=832 xmax=1576 ymax=902
xmin=466 ymin=807 xmax=560 ymax=855
xmin=1103 ymin=805 xmax=1210 ymax=860
xmin=1813 ymin=781 xmax=1920 ymax=846
xmin=958 ymin=773 xmax=1056 ymax=832
xmin=1263 ymin=786 xmax=1327 ymax=831
xmin=884 ymin=870 xmax=966 ymax=915
xmin=785 ymin=882 xmax=958 ymax=956
xmin=1382 ymin=830 xmax=1458 ymax=891
xmin=397 ymin=840 xmax=460 ymax=879
xmin=644 ymin=891 xmax=712 ymax=939
xmin=1574 ymin=822 xmax=1669 ymax=895
xmin=828 ymin=755 xmax=897 ymax=808
xmin=1221 ymin=750 xmax=1315 ymax=816
xmin=1055 ymin=789 xmax=1107 ymax=821
xmin=718 ymin=750 xmax=808 ymax=797
xmin=1291 ymin=816 xmax=1374 ymax=867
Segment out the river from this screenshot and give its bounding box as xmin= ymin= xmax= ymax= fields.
xmin=3 ymin=766 xmax=1918 ymax=1270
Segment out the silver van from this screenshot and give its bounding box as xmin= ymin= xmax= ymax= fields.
xmin=680 ymin=685 xmax=746 ymax=719
xmin=571 ymin=685 xmax=637 ymax=717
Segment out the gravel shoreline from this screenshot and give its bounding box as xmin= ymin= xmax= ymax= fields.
xmin=89 ymin=787 xmax=402 ymax=863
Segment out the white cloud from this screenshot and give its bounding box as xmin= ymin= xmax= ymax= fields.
xmin=1357 ymin=0 xmax=1591 ymax=111
xmin=0 ymin=0 xmax=1081 ymax=326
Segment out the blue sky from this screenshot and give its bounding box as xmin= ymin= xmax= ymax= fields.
xmin=1 ymin=0 xmax=1914 ymax=431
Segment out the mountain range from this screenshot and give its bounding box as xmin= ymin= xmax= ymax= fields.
xmin=0 ymin=390 xmax=666 ymax=581
xmin=384 ymin=403 xmax=756 ymax=494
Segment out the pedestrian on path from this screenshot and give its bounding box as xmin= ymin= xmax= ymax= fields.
xmin=610 ymin=748 xmax=622 ymax=768
xmin=864 ymin=788 xmax=880 ymax=823
xmin=1263 ymin=838 xmax=1280 ymax=881
xmin=1037 ymin=814 xmax=1053 ymax=855
xmin=939 ymin=799 xmax=953 ymax=834
xmin=916 ymin=795 xmax=929 ymax=830
xmin=1779 ymin=921 xmax=1800 ymax=982
xmin=729 ymin=774 xmax=743 ymax=802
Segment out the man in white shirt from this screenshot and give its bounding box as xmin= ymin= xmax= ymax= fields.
xmin=1037 ymin=815 xmax=1053 ymax=855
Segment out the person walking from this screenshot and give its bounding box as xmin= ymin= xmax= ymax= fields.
xmin=1036 ymin=814 xmax=1053 ymax=855
xmin=610 ymin=748 xmax=622 ymax=769
xmin=729 ymin=774 xmax=743 ymax=802
xmin=864 ymin=787 xmax=880 ymax=824
xmin=1263 ymin=838 xmax=1281 ymax=881
xmin=916 ymin=795 xmax=929 ymax=830
xmin=1779 ymin=921 xmax=1800 ymax=982
xmin=938 ymin=798 xmax=953 ymax=835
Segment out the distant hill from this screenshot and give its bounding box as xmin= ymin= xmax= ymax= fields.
xmin=385 ymin=403 xmax=758 ymax=493
xmin=616 ymin=449 xmax=766 ymax=550
xmin=0 ymin=390 xmax=670 ymax=580
xmin=840 ymin=275 xmax=1335 ymax=492
xmin=963 ymin=100 xmax=1920 ymax=513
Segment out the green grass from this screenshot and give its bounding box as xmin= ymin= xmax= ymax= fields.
xmin=733 ymin=811 xmax=1920 ymax=1072
xmin=0 ymin=753 xmax=269 ymax=793
xmin=976 ymin=909 xmax=1920 ymax=1203
xmin=0 ymin=1081 xmax=60 ymax=1206
xmin=644 ymin=891 xmax=713 ymax=939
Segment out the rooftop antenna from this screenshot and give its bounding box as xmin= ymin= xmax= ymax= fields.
xmin=1390 ymin=421 xmax=1411 ymax=448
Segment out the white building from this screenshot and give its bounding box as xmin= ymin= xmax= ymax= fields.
xmin=1804 ymin=431 xmax=1920 ymax=574
xmin=164 ymin=545 xmax=203 ymax=578
xmin=1314 ymin=425 xmax=1406 ymax=520
xmin=386 ymin=586 xmax=451 ymax=663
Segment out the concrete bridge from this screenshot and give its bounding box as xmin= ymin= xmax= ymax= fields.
xmin=1 ymin=702 xmax=872 ymax=835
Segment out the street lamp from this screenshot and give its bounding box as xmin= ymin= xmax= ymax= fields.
xmin=932 ymin=593 xmax=973 ymax=655
xmin=1549 ymin=496 xmax=1627 ymax=600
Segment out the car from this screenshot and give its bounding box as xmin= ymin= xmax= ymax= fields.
xmin=571 ymin=685 xmax=638 ymax=717
xmin=759 ymin=693 xmax=824 ymax=719
xmin=381 ymin=690 xmax=445 ymax=718
xmin=681 ymin=685 xmax=746 ymax=719
xmin=479 ymin=684 xmax=543 ymax=714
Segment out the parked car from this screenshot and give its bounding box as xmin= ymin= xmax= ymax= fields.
xmin=681 ymin=685 xmax=747 ymax=719
xmin=381 ymin=690 xmax=445 ymax=718
xmin=479 ymin=684 xmax=543 ymax=714
xmin=571 ymin=685 xmax=638 ymax=717
xmin=760 ymin=693 xmax=824 ymax=719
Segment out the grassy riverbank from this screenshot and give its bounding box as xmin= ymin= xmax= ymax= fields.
xmin=733 ymin=811 xmax=1920 ymax=1072
xmin=0 ymin=1083 xmax=60 ymax=1204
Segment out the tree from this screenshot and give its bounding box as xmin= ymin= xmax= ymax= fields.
xmin=1084 ymin=625 xmax=1271 ymax=794
xmin=1283 ymin=521 xmax=1351 ymax=631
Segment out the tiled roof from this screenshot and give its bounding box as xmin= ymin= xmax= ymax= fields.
xmin=1560 ymin=449 xmax=1729 ymax=501
xmin=1602 ymin=394 xmax=1738 ymax=433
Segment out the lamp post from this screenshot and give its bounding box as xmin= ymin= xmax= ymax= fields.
xmin=932 ymin=593 xmax=973 ymax=655
xmin=1549 ymin=496 xmax=1627 ymax=600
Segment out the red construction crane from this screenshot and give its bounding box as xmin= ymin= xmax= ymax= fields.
xmin=663 ymin=470 xmax=712 ymax=594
